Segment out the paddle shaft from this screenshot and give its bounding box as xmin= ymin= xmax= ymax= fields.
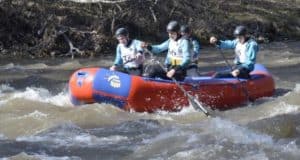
xmin=218 ymin=48 xmax=250 ymax=102
xmin=145 ymin=49 xmax=210 ymax=116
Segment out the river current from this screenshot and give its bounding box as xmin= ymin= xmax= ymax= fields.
xmin=0 ymin=41 xmax=299 ymax=160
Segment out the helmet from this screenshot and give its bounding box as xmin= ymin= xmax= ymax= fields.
xmin=180 ymin=25 xmax=190 ymax=33
xmin=115 ymin=27 xmax=128 ymax=37
xmin=166 ymin=21 xmax=180 ymax=32
xmin=233 ymin=25 xmax=247 ymax=36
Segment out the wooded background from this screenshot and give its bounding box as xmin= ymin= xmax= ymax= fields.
xmin=0 ymin=0 xmax=299 ymax=58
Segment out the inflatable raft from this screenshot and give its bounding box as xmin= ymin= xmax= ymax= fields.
xmin=69 ymin=64 xmax=275 ymax=112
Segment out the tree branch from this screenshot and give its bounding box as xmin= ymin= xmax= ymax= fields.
xmin=57 ymin=29 xmax=83 ymax=59
xmin=149 ymin=7 xmax=157 ymax=23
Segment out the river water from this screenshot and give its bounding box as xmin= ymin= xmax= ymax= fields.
xmin=0 ymin=41 xmax=300 ymax=160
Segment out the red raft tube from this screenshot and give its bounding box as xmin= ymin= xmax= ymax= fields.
xmin=69 ymin=64 xmax=275 ymax=112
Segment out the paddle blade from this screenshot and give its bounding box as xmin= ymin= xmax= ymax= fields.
xmin=187 ymin=95 xmax=210 ymax=116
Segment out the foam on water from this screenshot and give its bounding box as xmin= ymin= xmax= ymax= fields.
xmin=52 ymin=60 xmax=82 ymax=70
xmin=132 ymin=115 xmax=276 ymax=156
xmin=133 ymin=116 xmax=300 ymax=159
xmin=34 ymin=155 xmax=81 ymax=160
xmin=0 ymin=62 xmax=51 ymax=70
xmin=266 ymin=102 xmax=299 ymax=117
xmin=156 ymin=105 xmax=196 ymax=116
xmin=149 ymin=105 xmax=212 ymax=125
xmin=132 ymin=118 xmax=275 ymax=159
xmin=0 ymin=84 xmax=14 ymax=93
xmin=0 ymin=63 xmax=24 ymax=70
xmin=24 ymin=63 xmax=48 ymax=69
xmin=6 ymin=153 xmax=81 ymax=160
xmin=242 ymin=152 xmax=269 ymax=160
xmin=16 ymin=110 xmax=48 ymax=120
xmin=0 ymin=100 xmax=6 ymax=106
xmin=33 ymin=155 xmax=80 ymax=160
xmin=17 ymin=133 xmax=129 ymax=147
xmin=16 ymin=122 xmax=129 ymax=147
xmin=140 ymin=127 xmax=182 ymax=144
xmin=0 ymin=63 xmax=14 ymax=69
xmin=282 ymin=140 xmax=299 ymax=153
xmin=208 ymin=117 xmax=274 ymax=145
xmin=294 ymin=83 xmax=300 ymax=93
xmin=151 ymin=105 xmax=195 ymax=122
xmin=167 ymin=144 xmax=225 ymax=160
xmin=132 ymin=127 xmax=195 ymax=159
xmin=0 ymin=85 xmax=72 ymax=106
xmin=0 ymin=134 xmax=6 ymax=140
xmin=0 ymin=84 xmax=14 ymax=106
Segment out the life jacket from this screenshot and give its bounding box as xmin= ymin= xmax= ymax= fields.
xmin=168 ymin=37 xmax=186 ymax=66
xmin=120 ymin=39 xmax=144 ymax=68
xmin=234 ymin=39 xmax=249 ymax=64
xmin=189 ymin=36 xmax=200 ymax=62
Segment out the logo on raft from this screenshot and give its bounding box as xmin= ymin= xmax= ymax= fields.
xmin=107 ymin=74 xmax=121 ymax=88
xmin=76 ymin=71 xmax=89 ymax=87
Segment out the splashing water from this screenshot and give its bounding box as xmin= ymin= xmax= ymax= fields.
xmin=1 ymin=85 xmax=72 ymax=107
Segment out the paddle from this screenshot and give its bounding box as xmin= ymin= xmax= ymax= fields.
xmin=218 ymin=48 xmax=250 ymax=102
xmin=144 ymin=49 xmax=210 ymax=116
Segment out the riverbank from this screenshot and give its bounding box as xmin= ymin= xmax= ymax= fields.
xmin=0 ymin=0 xmax=299 ymax=59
